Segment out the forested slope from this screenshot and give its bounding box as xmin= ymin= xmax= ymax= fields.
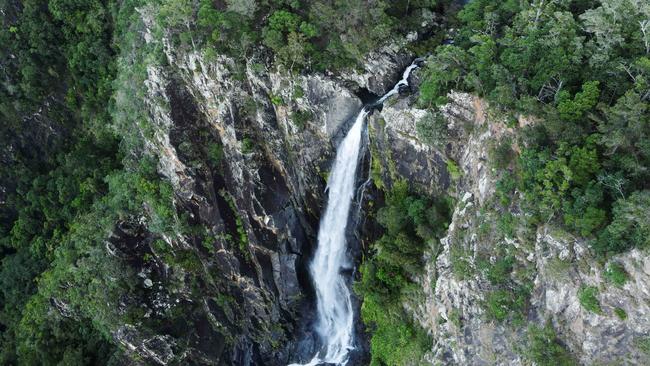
xmin=1 ymin=0 xmax=649 ymax=365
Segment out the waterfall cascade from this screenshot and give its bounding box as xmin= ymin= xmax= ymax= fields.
xmin=291 ymin=61 xmax=420 ymax=366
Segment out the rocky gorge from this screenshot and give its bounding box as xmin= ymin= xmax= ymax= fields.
xmin=3 ymin=1 xmax=650 ymax=365
xmin=119 ymin=16 xmax=650 ymax=363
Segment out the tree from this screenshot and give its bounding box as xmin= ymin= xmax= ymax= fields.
xmin=262 ymin=10 xmax=317 ymax=69
xmin=556 ymin=81 xmax=600 ymax=122
xmin=525 ymin=323 xmax=576 ymax=366
xmin=598 ymin=90 xmax=650 ymax=183
xmin=580 ymin=0 xmax=650 ymax=68
xmin=596 ymin=191 xmax=650 ymax=254
xmin=226 ymin=0 xmax=256 ymax=18
xmin=416 ymin=112 xmax=448 ymax=147
xmin=418 ymin=46 xmax=469 ymax=107
xmin=499 ymin=9 xmax=584 ymax=98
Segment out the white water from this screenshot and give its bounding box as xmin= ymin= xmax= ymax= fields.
xmin=290 ymin=61 xmax=419 ymax=366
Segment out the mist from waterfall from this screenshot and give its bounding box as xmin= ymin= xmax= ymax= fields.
xmin=290 ymin=61 xmax=419 ymax=366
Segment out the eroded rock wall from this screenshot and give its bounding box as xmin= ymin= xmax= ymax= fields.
xmin=370 ymin=86 xmax=650 ymax=365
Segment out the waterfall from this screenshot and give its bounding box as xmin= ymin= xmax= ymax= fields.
xmin=291 ymin=61 xmax=419 ymax=366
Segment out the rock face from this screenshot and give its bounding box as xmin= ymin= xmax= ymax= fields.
xmin=116 ymin=8 xmax=408 ymax=365
xmin=135 ymin=56 xmax=348 ymax=363
xmin=112 ymin=10 xmax=650 ymax=366
xmin=370 ymin=87 xmax=650 ymax=365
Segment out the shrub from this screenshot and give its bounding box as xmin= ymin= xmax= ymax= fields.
xmin=578 ymin=286 xmax=601 ymax=313
xmin=241 ymin=138 xmax=254 ymax=154
xmin=495 ymin=172 xmax=517 ymax=206
xmin=416 ymin=112 xmax=448 ymax=147
xmin=485 ymin=287 xmax=529 ymax=322
xmin=497 ymin=212 xmax=516 ymax=238
xmin=524 ymin=323 xmax=576 ymax=366
xmin=562 ymin=183 xmax=606 ymax=237
xmin=595 ymin=191 xmax=650 ymax=255
xmin=446 ymin=159 xmax=462 ymax=180
xmin=450 ymin=243 xmax=473 ymax=280
xmin=206 ymin=142 xmax=223 ymax=167
xmin=556 ymin=81 xmax=600 ymax=123
xmin=604 ymin=262 xmax=628 ymax=287
xmin=448 ymin=309 xmax=462 ymax=328
xmin=486 ymin=256 xmax=514 ymax=285
xmin=418 ymin=46 xmax=469 ymax=107
xmin=637 ymin=337 xmax=650 ymax=355
xmin=489 ymin=137 xmax=515 ymax=170
xmin=291 ymin=110 xmax=312 ymax=130
xmin=270 ymin=94 xmax=284 ymax=106
xmin=357 ymin=181 xmax=451 ymax=365
xmin=614 ymin=307 xmax=627 ymax=320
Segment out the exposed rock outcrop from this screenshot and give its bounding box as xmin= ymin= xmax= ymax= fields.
xmin=108 ymin=7 xmax=650 ymax=366
xmin=116 ymin=8 xmax=425 ymax=364
xmin=371 ymin=89 xmax=650 ymax=365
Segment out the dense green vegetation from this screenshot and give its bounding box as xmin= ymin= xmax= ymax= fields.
xmin=2 ymin=0 xmax=649 ymax=364
xmin=578 ymin=285 xmax=602 ymax=314
xmin=417 ymin=0 xmax=650 ymax=257
xmin=0 ymin=0 xmax=195 ymax=363
xmin=0 ymin=0 xmax=455 ymax=363
xmin=165 ymin=0 xmax=446 ymax=72
xmin=524 ymin=323 xmax=576 ymax=366
xmin=604 ymin=262 xmax=629 ymax=287
xmin=1 ymin=0 xmax=121 ymax=362
xmin=355 ymin=181 xmax=451 ymax=365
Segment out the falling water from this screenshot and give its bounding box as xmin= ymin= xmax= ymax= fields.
xmin=291 ymin=61 xmax=420 ymax=366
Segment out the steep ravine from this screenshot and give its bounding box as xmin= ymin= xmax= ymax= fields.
xmin=127 ymin=9 xmax=650 ymax=365
xmin=126 ymin=9 xmax=421 ymax=364
xmin=370 ymin=89 xmax=650 ymax=365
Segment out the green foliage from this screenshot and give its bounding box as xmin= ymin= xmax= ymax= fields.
xmin=562 ymin=182 xmax=607 ymax=237
xmin=372 ymin=180 xmax=450 ymax=280
xmin=485 ymin=286 xmax=529 ymax=322
xmin=604 ymin=262 xmax=628 ymax=287
xmin=241 ymin=138 xmax=254 ymax=154
xmin=489 ymin=137 xmax=515 ymax=170
xmin=270 ymin=94 xmax=284 ymax=106
xmin=614 ymin=307 xmax=627 ymax=320
xmin=477 ymin=246 xmax=531 ymax=323
xmin=524 ymin=323 xmax=576 ymax=366
xmin=416 ymin=112 xmax=448 ymax=147
xmin=486 ymin=256 xmax=514 ymax=285
xmin=0 ymin=2 xmax=189 ymax=363
xmin=219 ymin=190 xmax=250 ymax=259
xmin=418 ymin=0 xmax=650 ymax=256
xmin=595 ymin=191 xmax=650 ymax=255
xmin=419 ymin=46 xmax=469 ymax=107
xmin=360 ymin=287 xmax=432 ymax=366
xmin=356 ymin=180 xmax=450 ymax=365
xmin=446 ymin=159 xmax=462 ymax=180
xmin=497 ymin=212 xmax=517 ymax=238
xmin=495 ymin=172 xmax=518 ymax=206
xmin=637 ymin=336 xmax=650 ymax=356
xmin=207 ymin=142 xmax=224 ymax=168
xmin=196 ymin=0 xmax=257 ymax=56
xmin=448 ymin=309 xmax=462 ymax=328
xmin=450 ymin=243 xmax=473 ymax=280
xmin=556 ymin=81 xmax=600 ymax=122
xmin=597 ymin=89 xmax=650 ymax=184
xmin=262 ymin=10 xmax=316 ymax=69
xmin=519 ymin=141 xmax=603 ymax=230
xmin=291 ymin=109 xmax=312 ymax=130
xmin=578 ymin=286 xmax=602 ymax=314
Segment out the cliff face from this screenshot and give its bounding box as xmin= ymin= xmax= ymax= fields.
xmin=108 ymin=8 xmax=650 ymax=366
xmin=112 ymin=9 xmax=418 ymax=364
xmin=373 ymin=89 xmax=650 ymax=365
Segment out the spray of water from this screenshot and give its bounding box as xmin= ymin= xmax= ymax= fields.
xmin=290 ymin=61 xmax=419 ymax=366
